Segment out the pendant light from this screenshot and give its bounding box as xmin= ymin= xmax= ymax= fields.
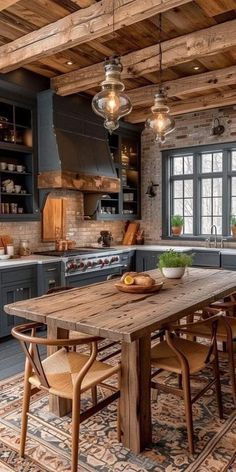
xmin=92 ymin=1 xmax=132 ymax=133
xmin=146 ymin=14 xmax=175 ymax=143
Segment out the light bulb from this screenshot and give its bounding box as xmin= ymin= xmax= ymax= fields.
xmin=106 ymin=92 xmax=120 ymax=114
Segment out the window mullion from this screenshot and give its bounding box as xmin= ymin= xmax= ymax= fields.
xmin=193 ymin=152 xmax=199 ymax=236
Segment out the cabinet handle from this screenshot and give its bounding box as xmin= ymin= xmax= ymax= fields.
xmin=48 ymin=279 xmax=56 ymax=285
xmin=16 ymin=288 xmax=19 ymax=292
xmin=46 ymin=268 xmax=57 ymax=272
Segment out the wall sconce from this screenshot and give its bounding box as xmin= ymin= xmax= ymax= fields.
xmin=146 ymin=181 xmax=159 ymax=198
xmin=212 ymin=118 xmax=225 ymax=136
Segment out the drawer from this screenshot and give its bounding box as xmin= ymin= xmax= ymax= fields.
xmin=192 ymin=251 xmax=220 ymax=268
xmin=43 ymin=263 xmax=61 ymax=274
xmin=1 ymin=265 xmax=37 ymax=285
xmin=221 ymin=254 xmax=236 ymax=270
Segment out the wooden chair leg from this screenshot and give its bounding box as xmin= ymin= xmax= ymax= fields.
xmin=182 ymin=372 xmax=194 ymax=455
xmin=20 ymin=359 xmax=32 ymax=458
xmin=71 ymin=395 xmax=81 ymax=472
xmin=91 ymin=386 xmax=97 ymax=406
xmin=227 ymin=337 xmax=236 ymax=405
xmin=212 ymin=352 xmax=223 ymax=419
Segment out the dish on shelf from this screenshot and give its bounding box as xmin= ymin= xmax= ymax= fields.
xmin=0 ymin=254 xmax=10 ymax=260
xmin=115 ymin=281 xmax=163 ymax=294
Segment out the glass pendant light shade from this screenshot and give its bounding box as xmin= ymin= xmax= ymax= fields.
xmin=146 ymin=89 xmax=175 ymax=143
xmin=92 ymin=56 xmax=132 ymax=133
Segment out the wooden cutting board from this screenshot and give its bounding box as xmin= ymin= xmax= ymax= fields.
xmin=122 ymin=222 xmax=139 ymax=245
xmin=0 ymin=234 xmax=13 ymax=247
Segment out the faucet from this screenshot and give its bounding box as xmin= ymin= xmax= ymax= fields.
xmin=210 ymin=225 xmax=217 ymax=248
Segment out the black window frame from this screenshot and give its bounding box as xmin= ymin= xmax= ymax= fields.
xmin=162 ymin=142 xmax=236 ymax=240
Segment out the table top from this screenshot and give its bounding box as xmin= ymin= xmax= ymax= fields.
xmin=4 ymin=268 xmax=236 ymax=342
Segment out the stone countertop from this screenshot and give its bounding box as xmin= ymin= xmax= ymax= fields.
xmin=0 ymin=255 xmax=62 ymax=269
xmin=0 ymin=245 xmax=236 ymax=270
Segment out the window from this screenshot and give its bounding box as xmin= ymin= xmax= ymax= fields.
xmin=162 ymin=143 xmax=236 ymax=237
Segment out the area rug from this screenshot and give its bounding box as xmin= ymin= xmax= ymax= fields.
xmin=0 ymin=354 xmax=236 ymax=472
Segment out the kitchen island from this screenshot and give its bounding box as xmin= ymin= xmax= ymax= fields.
xmin=4 ymin=267 xmax=236 ymax=453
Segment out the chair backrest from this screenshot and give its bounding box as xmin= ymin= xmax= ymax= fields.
xmin=165 ymin=313 xmax=222 ymax=372
xmin=12 ymin=323 xmax=100 ymax=390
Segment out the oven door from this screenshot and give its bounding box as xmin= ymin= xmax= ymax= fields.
xmin=66 ymin=266 xmax=122 ymax=288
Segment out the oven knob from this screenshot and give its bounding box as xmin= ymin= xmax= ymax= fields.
xmin=104 ymin=259 xmax=109 ymax=265
xmin=115 ymin=256 xmax=119 ymax=261
xmin=67 ymin=262 xmax=74 ymax=271
xmin=87 ymin=261 xmax=92 ymax=268
xmin=98 ymin=259 xmax=103 ymax=265
xmin=92 ymin=261 xmax=96 ymax=266
xmin=80 ymin=261 xmax=85 ymax=268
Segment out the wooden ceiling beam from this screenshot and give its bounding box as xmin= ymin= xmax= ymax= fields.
xmin=0 ymin=0 xmax=191 ymax=73
xmin=128 ymin=65 xmax=236 ymax=106
xmin=0 ymin=0 xmax=19 ymax=11
xmin=125 ymin=89 xmax=236 ymax=123
xmin=70 ymin=0 xmax=97 ymax=6
xmin=52 ymin=18 xmax=236 ymax=95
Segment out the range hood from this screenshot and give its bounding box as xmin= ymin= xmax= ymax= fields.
xmin=37 ymin=90 xmax=120 ymax=193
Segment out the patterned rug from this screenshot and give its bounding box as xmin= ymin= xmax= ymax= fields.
xmin=0 ymin=353 xmax=236 ymax=472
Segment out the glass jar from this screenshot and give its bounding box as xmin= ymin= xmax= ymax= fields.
xmin=19 ymin=239 xmax=31 ymax=256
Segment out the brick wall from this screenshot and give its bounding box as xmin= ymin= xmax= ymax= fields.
xmin=141 ymin=105 xmax=236 ymax=247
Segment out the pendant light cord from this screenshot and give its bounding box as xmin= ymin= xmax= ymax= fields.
xmin=159 ymin=13 xmax=163 ymax=92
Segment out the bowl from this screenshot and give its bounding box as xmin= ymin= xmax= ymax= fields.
xmin=0 ymin=254 xmax=10 ymax=260
xmin=115 ymin=281 xmax=163 ymax=294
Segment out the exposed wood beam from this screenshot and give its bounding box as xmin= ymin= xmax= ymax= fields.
xmin=70 ymin=0 xmax=97 ymax=6
xmin=0 ymin=0 xmax=19 ymax=10
xmin=0 ymin=0 xmax=191 ymax=73
xmin=128 ymin=65 xmax=236 ymax=107
xmin=52 ymin=18 xmax=236 ymax=95
xmin=125 ymin=89 xmax=236 ymax=123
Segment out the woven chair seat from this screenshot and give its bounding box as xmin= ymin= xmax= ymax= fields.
xmin=151 ymin=338 xmax=212 ymax=374
xmin=29 ymin=348 xmax=119 ymax=399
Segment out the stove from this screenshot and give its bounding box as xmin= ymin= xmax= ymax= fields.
xmin=35 ymin=247 xmax=123 ymax=277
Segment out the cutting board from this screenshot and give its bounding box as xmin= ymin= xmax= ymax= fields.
xmin=42 ymin=198 xmax=66 ymax=241
xmin=122 ymin=222 xmax=139 ymax=245
xmin=0 ymin=234 xmax=13 ymax=247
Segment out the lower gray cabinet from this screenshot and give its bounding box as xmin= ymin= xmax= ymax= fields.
xmin=37 ymin=262 xmax=62 ymax=296
xmin=221 ymin=254 xmax=236 ymax=270
xmin=0 ymin=266 xmax=37 ymax=337
xmin=135 ymin=251 xmax=160 ymax=272
xmin=192 ymin=251 xmax=220 ymax=268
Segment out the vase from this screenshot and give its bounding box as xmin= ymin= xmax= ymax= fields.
xmin=162 ymin=267 xmax=186 ymax=279
xmin=171 ymin=226 xmax=182 ymax=236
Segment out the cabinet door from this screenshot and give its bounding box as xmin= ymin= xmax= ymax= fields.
xmin=136 ymin=251 xmax=159 ymax=272
xmin=1 ymin=286 xmax=16 ymax=336
xmin=14 ymin=283 xmax=37 ymax=325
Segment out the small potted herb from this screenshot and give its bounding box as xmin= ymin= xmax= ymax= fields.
xmin=158 ymin=249 xmax=193 ymax=279
xmin=231 ymin=215 xmax=236 ymax=237
xmin=171 ymin=215 xmax=184 ymax=236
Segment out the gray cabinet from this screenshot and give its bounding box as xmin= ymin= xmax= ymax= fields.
xmin=37 ymin=262 xmax=62 ymax=296
xmin=0 ymin=265 xmax=37 ymax=337
xmin=221 ymin=254 xmax=236 ymax=270
xmin=135 ymin=251 xmax=160 ymax=272
xmin=192 ymin=251 xmax=220 ymax=268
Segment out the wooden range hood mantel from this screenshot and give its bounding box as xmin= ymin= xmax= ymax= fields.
xmin=38 ymin=170 xmax=120 ymax=193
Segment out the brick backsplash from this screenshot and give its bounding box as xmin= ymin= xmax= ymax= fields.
xmin=0 ymin=189 xmax=125 ymax=253
xmin=141 ymin=105 xmax=236 ymax=247
xmin=2 ymin=105 xmax=236 ymax=253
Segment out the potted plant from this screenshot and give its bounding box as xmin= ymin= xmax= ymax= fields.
xmin=231 ymin=215 xmax=236 ymax=237
xmin=158 ymin=249 xmax=193 ymax=279
xmin=171 ymin=215 xmax=184 ymax=236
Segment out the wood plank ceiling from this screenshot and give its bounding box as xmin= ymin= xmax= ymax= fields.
xmin=0 ymin=0 xmax=236 ymax=123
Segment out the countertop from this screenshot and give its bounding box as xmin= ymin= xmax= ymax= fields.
xmin=0 ymin=244 xmax=236 ymax=269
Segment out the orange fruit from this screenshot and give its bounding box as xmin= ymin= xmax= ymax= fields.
xmin=124 ymin=275 xmax=135 ymax=285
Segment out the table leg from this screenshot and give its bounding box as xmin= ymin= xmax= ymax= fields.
xmin=120 ymin=335 xmax=152 ymax=453
xmin=47 ymin=321 xmax=72 ymax=417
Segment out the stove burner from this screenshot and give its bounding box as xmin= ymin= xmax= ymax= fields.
xmin=35 ymin=247 xmax=118 ymax=257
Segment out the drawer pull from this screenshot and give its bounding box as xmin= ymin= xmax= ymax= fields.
xmin=46 ymin=268 xmax=57 ymax=272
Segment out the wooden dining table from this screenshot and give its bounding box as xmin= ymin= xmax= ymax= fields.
xmin=4 ymin=267 xmax=236 ymax=454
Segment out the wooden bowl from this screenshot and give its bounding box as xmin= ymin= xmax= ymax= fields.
xmin=115 ymin=281 xmax=163 ymax=294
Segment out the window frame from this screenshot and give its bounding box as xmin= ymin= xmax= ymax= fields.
xmin=162 ymin=142 xmax=236 ymax=240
